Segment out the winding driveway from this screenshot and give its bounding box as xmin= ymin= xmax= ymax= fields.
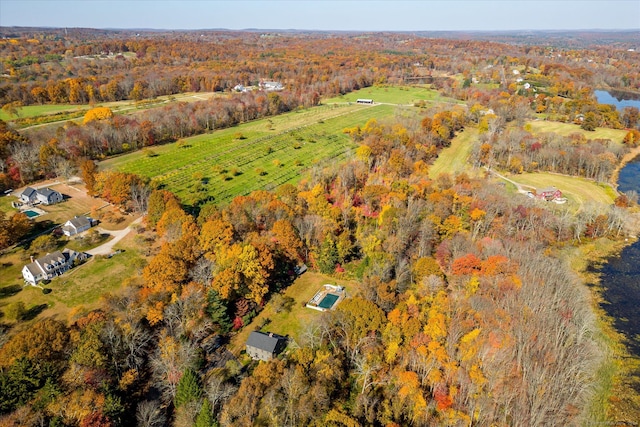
xmin=86 ymin=216 xmax=143 ymax=256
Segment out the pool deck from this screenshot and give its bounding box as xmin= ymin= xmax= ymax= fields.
xmin=306 ymin=284 xmax=346 ymax=312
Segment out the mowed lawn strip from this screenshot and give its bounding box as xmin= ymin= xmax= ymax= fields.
xmin=515 ymin=172 xmax=616 ymax=210
xmin=324 ymin=85 xmax=463 ymax=105
xmin=429 ymin=127 xmax=479 ymax=179
xmin=229 ymin=272 xmax=357 ymax=356
xmin=103 ymin=104 xmax=397 ymax=205
xmin=527 ymin=120 xmax=628 ymax=143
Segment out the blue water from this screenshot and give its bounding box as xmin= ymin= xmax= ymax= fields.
xmin=597 ymin=156 xmax=640 ymax=355
xmin=594 ymin=90 xmax=640 ymax=112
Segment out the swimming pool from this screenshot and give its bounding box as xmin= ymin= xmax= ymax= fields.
xmin=318 ymin=293 xmax=339 ymax=310
xmin=24 ymin=210 xmax=39 ymax=218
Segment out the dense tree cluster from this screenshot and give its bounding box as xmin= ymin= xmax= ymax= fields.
xmin=1 ymin=28 xmax=639 ymax=426
xmin=2 ymin=104 xmax=636 ymax=425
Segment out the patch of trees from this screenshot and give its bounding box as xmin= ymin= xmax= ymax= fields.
xmin=473 ymin=126 xmax=629 ymax=181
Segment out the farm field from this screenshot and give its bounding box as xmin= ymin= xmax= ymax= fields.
xmin=229 ymin=272 xmax=357 ymax=356
xmin=324 ymin=85 xmax=463 ymax=105
xmin=103 ymin=103 xmax=398 ymax=206
xmin=429 ymin=127 xmax=479 ymax=179
xmin=527 ymin=120 xmax=628 ymax=143
xmin=513 ymin=172 xmax=617 ymax=210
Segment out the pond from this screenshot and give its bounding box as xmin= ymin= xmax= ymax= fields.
xmin=594 ymin=90 xmax=640 ymax=112
xmin=595 ymin=155 xmax=640 ymax=355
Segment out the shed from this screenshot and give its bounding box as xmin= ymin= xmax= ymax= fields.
xmin=246 ymin=331 xmax=288 ymax=361
xmin=62 ymin=216 xmax=93 ymax=236
xmin=356 ymin=99 xmax=374 ymax=104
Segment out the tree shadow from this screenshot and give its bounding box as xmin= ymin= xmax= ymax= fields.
xmin=0 ymin=284 xmax=22 ymax=299
xmin=22 ymin=303 xmax=48 ymax=321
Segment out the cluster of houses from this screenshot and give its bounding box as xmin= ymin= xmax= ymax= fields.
xmin=20 ymin=215 xmax=96 ymax=285
xmin=233 ymin=80 xmax=284 ymax=93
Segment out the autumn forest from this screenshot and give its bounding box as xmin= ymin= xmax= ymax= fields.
xmin=0 ymin=27 xmax=640 ymax=427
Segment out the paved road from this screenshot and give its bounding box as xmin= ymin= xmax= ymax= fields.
xmin=86 ymin=216 xmax=143 ymax=256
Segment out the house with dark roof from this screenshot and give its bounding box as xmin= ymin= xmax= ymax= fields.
xmin=19 ymin=187 xmax=38 ymax=203
xmin=17 ymin=187 xmax=62 ymax=205
xmin=36 ymin=188 xmax=63 ymax=205
xmin=246 ymin=331 xmax=288 ymax=361
xmin=62 ymin=216 xmax=94 ymax=236
xmin=22 ymin=248 xmax=87 ymax=285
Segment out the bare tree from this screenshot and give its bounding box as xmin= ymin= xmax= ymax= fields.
xmin=136 ymin=400 xmax=166 ymax=427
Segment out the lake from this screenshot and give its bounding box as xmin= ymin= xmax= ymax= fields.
xmin=594 ymin=90 xmax=640 ymax=111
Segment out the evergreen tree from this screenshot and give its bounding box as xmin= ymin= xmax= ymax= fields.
xmin=195 ymin=399 xmax=217 ymax=427
xmin=174 ymin=368 xmax=202 ymax=408
xmin=206 ymin=290 xmax=232 ymax=333
xmin=317 ymin=235 xmax=338 ymax=274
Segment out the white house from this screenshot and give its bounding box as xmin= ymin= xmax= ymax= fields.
xmin=18 ymin=187 xmax=62 ymax=205
xmin=62 ymin=216 xmax=94 ymax=236
xmin=19 ymin=187 xmax=38 ymax=203
xmin=260 ymin=81 xmax=283 ymax=91
xmin=36 ymin=188 xmax=63 ymax=205
xmin=22 ymin=248 xmax=86 ymax=285
xmin=22 ymin=248 xmax=87 ymax=285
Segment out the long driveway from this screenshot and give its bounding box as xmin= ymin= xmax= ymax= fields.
xmin=86 ymin=216 xmax=143 ymax=256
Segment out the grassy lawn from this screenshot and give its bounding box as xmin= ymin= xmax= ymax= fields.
xmin=527 ymin=120 xmax=628 ymax=143
xmin=0 ymin=104 xmax=89 ymax=121
xmin=0 ymin=231 xmax=146 ymax=322
xmin=102 ymin=103 xmax=398 ymax=206
xmin=229 ymin=272 xmax=357 ymax=356
xmin=513 ymin=172 xmax=616 ymax=210
xmin=429 ymin=127 xmax=479 ymax=179
xmin=324 ymin=85 xmax=463 ymax=105
xmin=2 ymin=92 xmax=223 ymax=126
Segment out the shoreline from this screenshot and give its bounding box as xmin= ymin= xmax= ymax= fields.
xmin=610 ymin=145 xmax=640 ymax=190
xmin=578 ymin=150 xmax=640 ymax=422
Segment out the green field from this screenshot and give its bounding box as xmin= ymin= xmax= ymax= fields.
xmin=0 ymin=104 xmax=89 ymax=121
xmin=1 ymin=92 xmax=221 ymax=125
xmin=429 ymin=127 xmax=479 ymax=179
xmin=324 ymin=85 xmax=463 ymax=105
xmin=527 ymin=120 xmax=628 ymax=143
xmin=103 ymin=103 xmax=397 ymax=206
xmin=514 ymin=172 xmax=616 ymax=210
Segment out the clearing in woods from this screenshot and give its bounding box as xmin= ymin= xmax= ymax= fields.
xmin=513 ymin=172 xmax=617 ymax=210
xmin=429 ymin=127 xmax=479 ymax=179
xmin=102 ymin=103 xmax=398 ymax=206
xmin=527 ymin=120 xmax=628 ymax=143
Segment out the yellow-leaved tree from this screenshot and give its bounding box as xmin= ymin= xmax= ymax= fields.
xmin=83 ymin=106 xmax=113 ymax=124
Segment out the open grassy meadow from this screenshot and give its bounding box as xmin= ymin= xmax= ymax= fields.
xmin=1 ymin=92 xmax=221 ymax=126
xmin=514 ymin=172 xmax=616 ymax=210
xmin=229 ymin=272 xmax=357 ymax=356
xmin=324 ymin=85 xmax=463 ymax=105
xmin=102 ymin=103 xmax=397 ymax=206
xmin=429 ymin=127 xmax=479 ymax=179
xmin=527 ymin=120 xmax=628 ymax=143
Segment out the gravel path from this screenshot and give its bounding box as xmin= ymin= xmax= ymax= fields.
xmin=86 ymin=216 xmax=143 ymax=256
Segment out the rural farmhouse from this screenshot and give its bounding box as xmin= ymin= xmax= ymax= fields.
xmin=246 ymin=331 xmax=288 ymax=361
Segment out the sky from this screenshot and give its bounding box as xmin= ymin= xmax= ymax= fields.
xmin=1 ymin=0 xmax=639 ymax=32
